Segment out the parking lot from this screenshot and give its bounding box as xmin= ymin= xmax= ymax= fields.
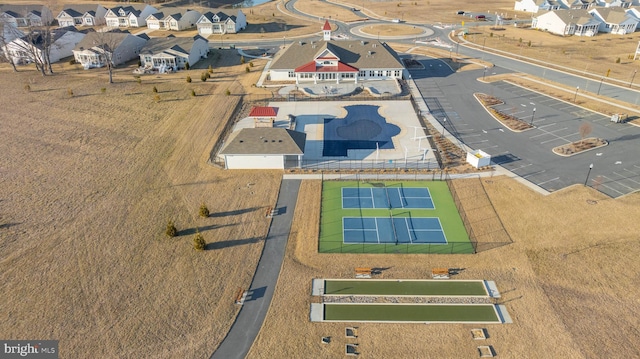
xmin=408 ymin=58 xmax=640 ymax=198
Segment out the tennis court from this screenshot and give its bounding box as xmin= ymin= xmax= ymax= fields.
xmin=320 ymin=181 xmax=474 ymax=254
xmin=342 ymin=187 xmax=434 ymax=209
xmin=343 ymin=217 xmax=446 ymax=244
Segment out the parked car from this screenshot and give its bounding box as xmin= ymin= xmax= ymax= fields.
xmin=475 ymin=14 xmax=486 ymax=20
xmin=456 ymin=10 xmax=465 ymax=15
xmin=391 ymin=18 xmax=400 ymax=23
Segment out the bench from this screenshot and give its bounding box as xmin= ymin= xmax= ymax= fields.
xmin=431 ymin=268 xmax=450 ymax=279
xmin=355 ymin=267 xmax=372 ymax=278
xmin=265 ymin=207 xmax=273 ymax=217
xmin=234 ymin=287 xmax=246 ymax=304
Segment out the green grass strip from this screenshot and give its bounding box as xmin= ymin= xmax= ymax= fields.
xmin=324 ymin=304 xmax=500 ymax=322
xmin=324 ymin=280 xmax=487 ymax=296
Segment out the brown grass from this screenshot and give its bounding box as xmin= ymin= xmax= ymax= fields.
xmin=249 ymin=178 xmax=640 ymax=358
xmin=0 ymin=52 xmax=279 ymax=358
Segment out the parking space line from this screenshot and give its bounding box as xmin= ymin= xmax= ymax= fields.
xmin=522 ymin=169 xmax=546 ymax=179
xmin=597 ymin=176 xmax=626 ymax=196
xmin=613 ymin=172 xmax=640 ymax=187
xmin=538 ymin=177 xmax=560 ymax=186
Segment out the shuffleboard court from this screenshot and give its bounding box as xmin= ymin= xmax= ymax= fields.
xmin=323 ymin=279 xmax=488 ymax=296
xmin=342 ymin=187 xmax=434 ymax=209
xmin=323 ymin=303 xmax=501 ymax=323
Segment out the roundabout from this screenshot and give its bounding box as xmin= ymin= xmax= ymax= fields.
xmin=351 ymin=23 xmax=434 ymax=40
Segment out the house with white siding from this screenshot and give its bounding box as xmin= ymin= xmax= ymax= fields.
xmin=3 ymin=26 xmax=85 ymax=65
xmin=196 ymin=10 xmax=247 ymax=36
xmin=146 ymin=9 xmax=201 ymax=31
xmin=72 ymin=31 xmax=147 ymax=69
xmin=589 ymin=7 xmax=638 ymax=33
xmin=514 ymin=0 xmax=565 ymax=13
xmin=269 ymin=21 xmax=404 ymax=84
xmin=138 ymin=35 xmax=208 ymax=72
xmin=56 ymin=5 xmax=108 ymax=27
xmin=104 ymin=5 xmax=157 ymax=28
xmin=532 ymin=9 xmax=601 ymax=35
xmin=0 ymin=4 xmax=53 ymax=27
xmin=219 ymin=128 xmax=306 ymax=169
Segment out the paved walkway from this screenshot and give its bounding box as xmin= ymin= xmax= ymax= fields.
xmin=210 ymin=179 xmax=301 ymax=359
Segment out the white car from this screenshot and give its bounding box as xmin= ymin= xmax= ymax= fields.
xmin=391 ymin=19 xmax=400 ymax=23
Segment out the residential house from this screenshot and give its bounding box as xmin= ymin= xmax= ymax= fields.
xmin=72 ymin=30 xmax=147 ymax=69
xmin=146 ymin=9 xmax=201 ymax=31
xmin=0 ymin=4 xmax=53 ymax=27
xmin=626 ymin=7 xmax=640 ymax=29
xmin=514 ymin=0 xmax=565 ymax=13
xmin=104 ymin=5 xmax=157 ymax=28
xmin=269 ymin=21 xmax=404 ymax=84
xmin=569 ymin=0 xmax=598 ymax=9
xmin=196 ymin=10 xmax=247 ymax=36
xmin=219 ymin=128 xmax=306 ymax=169
xmin=532 ymin=9 xmax=601 ymax=35
xmin=596 ymin=0 xmax=632 ymax=7
xmin=138 ymin=35 xmax=208 ymax=72
xmin=2 ymin=26 xmax=85 ymax=65
xmin=56 ymin=5 xmax=108 ymax=27
xmin=589 ymin=7 xmax=638 ymax=33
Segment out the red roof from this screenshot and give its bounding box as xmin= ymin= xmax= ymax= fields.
xmin=295 ymin=61 xmax=358 ymax=73
xmin=249 ymin=106 xmax=278 ymax=117
xmin=323 ymin=20 xmax=331 ymax=31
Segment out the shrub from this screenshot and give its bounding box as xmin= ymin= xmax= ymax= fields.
xmin=245 ymin=66 xmax=250 ymax=73
xmin=208 ymin=65 xmax=213 ymax=73
xmin=186 ymin=75 xmax=192 ymax=83
xmin=137 ymin=77 xmax=142 ymax=84
xmin=240 ymin=55 xmax=245 ymax=64
xmin=24 ymin=84 xmax=31 ymax=92
xmin=185 ymin=62 xmax=190 ymax=70
xmin=137 ymin=59 xmax=142 ymax=67
xmin=225 ymin=89 xmax=231 ymax=96
xmin=100 ymin=87 xmax=106 ymax=93
xmin=527 ymin=40 xmax=531 ymax=47
xmin=190 ymin=89 xmax=196 ymax=97
xmin=249 ymin=61 xmax=254 ymax=67
xmin=616 ymin=57 xmax=621 ymax=63
xmin=199 ymin=203 xmax=210 ymax=218
xmin=152 ymin=86 xmax=158 ymax=93
xmin=68 ymin=59 xmax=75 ymax=65
xmin=201 ymin=72 xmax=208 ymax=82
xmin=67 ymin=88 xmax=73 ymax=97
xmin=166 ymin=220 xmax=177 ymax=237
xmin=154 ymin=94 xmax=160 ymax=102
xmin=193 ymin=231 xmax=206 ymax=251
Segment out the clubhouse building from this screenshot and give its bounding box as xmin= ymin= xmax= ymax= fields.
xmin=268 ymin=20 xmax=404 ymax=84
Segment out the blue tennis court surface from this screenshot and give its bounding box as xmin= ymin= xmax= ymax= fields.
xmin=342 ymin=187 xmax=434 ymax=209
xmin=343 ymin=217 xmax=447 ymax=244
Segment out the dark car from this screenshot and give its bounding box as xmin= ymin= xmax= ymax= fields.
xmin=475 ymin=14 xmax=486 ymax=20
xmin=456 ymin=10 xmax=465 ymax=15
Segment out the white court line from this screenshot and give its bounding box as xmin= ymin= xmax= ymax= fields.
xmin=403 ymin=217 xmax=413 ymax=244
xmin=370 ymin=188 xmax=376 ymax=209
xmin=374 ymin=217 xmax=381 ymax=244
xmin=537 ymin=177 xmax=560 ymax=186
xmin=596 ymin=176 xmax=625 ymax=196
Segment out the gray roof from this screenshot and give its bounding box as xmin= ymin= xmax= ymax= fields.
xmin=544 ymin=9 xmax=597 ymax=25
xmin=0 ymin=4 xmax=46 ymax=17
xmin=140 ymin=35 xmax=206 ymax=55
xmin=592 ymin=7 xmax=631 ymax=23
xmin=270 ymin=40 xmax=404 ymax=71
xmin=59 ymin=4 xmax=101 ymax=16
xmin=73 ymin=31 xmax=131 ymax=51
xmin=220 ymin=128 xmax=306 ymax=155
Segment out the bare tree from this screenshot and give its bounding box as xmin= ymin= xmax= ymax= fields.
xmin=0 ymin=22 xmax=22 ymax=72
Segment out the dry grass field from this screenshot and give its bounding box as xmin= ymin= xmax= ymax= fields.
xmin=0 ymin=52 xmax=282 ymax=358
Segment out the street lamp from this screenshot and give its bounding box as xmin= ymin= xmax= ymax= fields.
xmin=584 ymin=163 xmax=594 ymax=186
xmin=483 ymin=66 xmax=487 ymax=80
xmin=597 ymin=77 xmax=604 ymax=95
xmin=442 ymin=117 xmax=447 ymax=137
xmin=574 ymin=86 xmax=579 ymax=103
xmin=630 ymin=69 xmax=637 ymax=88
xmin=530 ymin=107 xmax=536 ymax=126
xmin=283 ymin=36 xmax=285 ymax=48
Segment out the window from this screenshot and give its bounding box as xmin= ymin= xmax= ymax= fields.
xmin=288 ymin=71 xmax=295 ymax=78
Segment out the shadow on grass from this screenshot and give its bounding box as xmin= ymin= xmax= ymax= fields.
xmin=211 ymin=207 xmax=261 ymax=218
xmin=205 ymin=236 xmax=263 ymax=250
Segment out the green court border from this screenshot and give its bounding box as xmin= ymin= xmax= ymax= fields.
xmin=323 ymin=279 xmax=488 ymax=296
xmin=323 ymin=303 xmax=501 ymax=323
xmin=319 ymin=181 xmax=473 ymax=254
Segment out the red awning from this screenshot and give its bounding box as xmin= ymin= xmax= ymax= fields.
xmin=294 ymin=61 xmax=358 ymax=73
xmin=249 ymin=106 xmax=278 ymax=117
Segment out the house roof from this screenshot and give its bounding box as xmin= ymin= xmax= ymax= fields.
xmin=591 ymin=7 xmax=632 ymax=23
xmin=220 ymin=128 xmax=306 ymax=155
xmin=0 ymin=4 xmax=46 ymax=17
xmin=17 ymin=26 xmax=80 ymax=50
xmin=323 ymin=20 xmax=331 ymax=30
xmin=147 ymin=12 xmax=164 ymax=20
xmin=59 ymin=9 xmax=83 ymax=18
xmin=249 ymin=106 xmax=278 ymax=117
xmin=200 ymin=10 xmax=234 ymax=22
xmin=295 ymin=60 xmax=359 ymax=73
xmin=59 ymin=4 xmax=102 ymax=16
xmin=140 ymin=35 xmax=206 ymax=56
xmin=270 ymin=40 xmax=403 ymax=71
xmin=541 ymin=9 xmax=597 ymax=25
xmin=73 ymin=31 xmax=132 ymax=52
